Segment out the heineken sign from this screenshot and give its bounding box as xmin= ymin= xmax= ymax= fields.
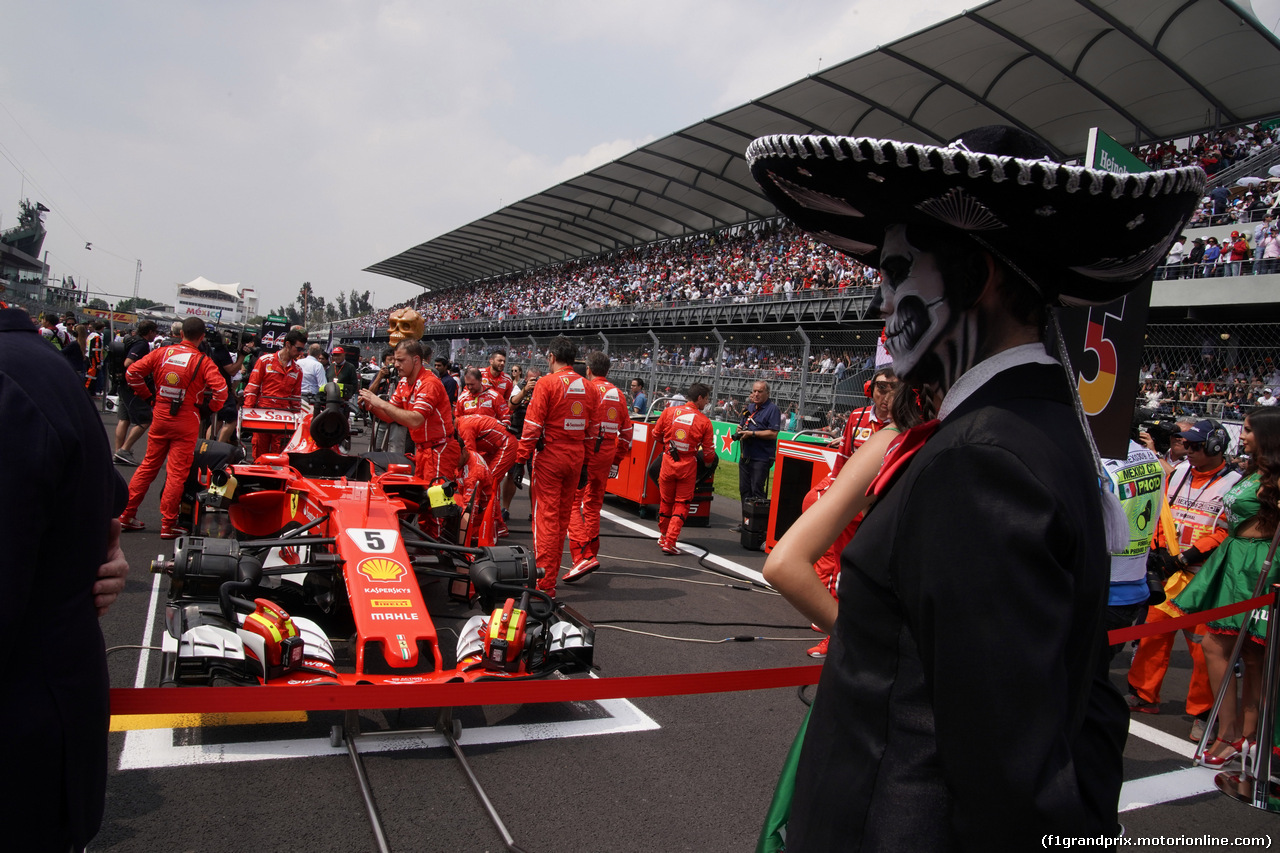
xmin=1085 ymin=127 xmax=1149 ymax=174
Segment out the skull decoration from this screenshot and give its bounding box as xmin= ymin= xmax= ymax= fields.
xmin=388 ymin=308 xmax=424 ymax=345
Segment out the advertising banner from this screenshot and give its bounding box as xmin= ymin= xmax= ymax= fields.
xmin=83 ymin=308 xmax=138 ymax=324
xmin=1057 ymin=280 xmax=1153 ymax=459
xmin=1085 ymin=127 xmax=1150 ymax=174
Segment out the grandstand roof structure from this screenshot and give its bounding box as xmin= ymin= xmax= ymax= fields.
xmin=367 ymin=0 xmax=1280 ymax=292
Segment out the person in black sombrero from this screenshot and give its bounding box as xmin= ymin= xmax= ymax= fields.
xmin=749 ymin=126 xmax=1203 ymax=850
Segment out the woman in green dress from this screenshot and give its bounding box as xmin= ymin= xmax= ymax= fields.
xmin=1172 ymin=406 xmax=1280 ymax=767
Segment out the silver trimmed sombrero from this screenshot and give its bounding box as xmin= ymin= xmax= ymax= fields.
xmin=746 ymin=125 xmax=1206 ymax=306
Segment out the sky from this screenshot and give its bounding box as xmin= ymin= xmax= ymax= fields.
xmin=0 ymin=0 xmax=1176 ymax=315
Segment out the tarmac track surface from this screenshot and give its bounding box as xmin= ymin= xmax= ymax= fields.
xmin=95 ymin=413 xmax=1278 ymax=852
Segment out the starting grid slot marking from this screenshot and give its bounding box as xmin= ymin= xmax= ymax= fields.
xmin=117 ymin=696 xmax=659 ymax=770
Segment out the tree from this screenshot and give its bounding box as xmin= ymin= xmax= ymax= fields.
xmin=271 ymin=304 xmax=302 ymax=326
xmin=87 ymin=298 xmax=109 ymax=309
xmin=336 ymin=290 xmax=349 ymax=318
xmin=296 ymin=281 xmax=313 ymax=317
xmin=350 ymin=290 xmax=374 ymax=316
xmin=325 ymin=303 xmax=339 ymax=322
xmin=115 ymin=296 xmax=162 ymax=313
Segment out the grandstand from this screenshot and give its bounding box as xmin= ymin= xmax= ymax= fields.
xmin=333 ymin=0 xmax=1280 ymax=429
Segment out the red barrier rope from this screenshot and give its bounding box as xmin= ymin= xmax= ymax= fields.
xmin=108 ymin=596 xmax=1274 ymax=718
xmin=1105 ymin=593 xmax=1272 ymax=644
xmin=110 ymin=664 xmax=822 ymax=716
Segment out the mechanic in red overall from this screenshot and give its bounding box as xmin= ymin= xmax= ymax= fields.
xmin=456 ymin=412 xmax=517 ymax=538
xmin=564 ymin=351 xmax=634 ymax=581
xmin=359 ymin=340 xmax=458 ymax=538
xmin=119 ymin=317 xmax=228 ymax=538
xmin=455 ymin=445 xmax=492 ymax=545
xmin=516 ymin=336 xmax=600 ymax=595
xmin=651 ymin=382 xmax=715 ymax=555
xmin=797 ymin=365 xmax=898 ymax=657
xmin=480 ymin=349 xmax=514 ymax=401
xmin=243 ymin=328 xmax=306 ymax=459
xmin=456 ymin=366 xmax=510 ymax=425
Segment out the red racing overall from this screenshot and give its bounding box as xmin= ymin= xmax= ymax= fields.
xmin=456 ymin=386 xmax=510 ymax=426
xmin=802 ymin=405 xmax=891 ymax=595
xmin=567 ymin=377 xmax=634 ymax=565
xmin=122 ymin=341 xmax=228 ymax=530
xmin=517 ymin=366 xmax=600 ymax=593
xmin=390 ymin=368 xmax=458 ymax=536
xmin=456 ymin=413 xmax=517 ymax=537
xmin=480 ymin=366 xmax=514 ymax=401
xmin=243 ymin=350 xmax=302 ymax=459
xmin=651 ymin=401 xmax=714 ymax=548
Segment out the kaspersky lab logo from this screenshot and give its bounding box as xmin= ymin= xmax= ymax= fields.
xmin=357 ymin=557 xmax=406 ymax=583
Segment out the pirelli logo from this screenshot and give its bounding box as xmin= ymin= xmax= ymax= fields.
xmin=370 ymin=599 xmax=412 ymax=608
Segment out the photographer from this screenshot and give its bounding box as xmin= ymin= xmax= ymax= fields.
xmin=1137 ymin=412 xmax=1194 ymax=475
xmin=736 ymin=380 xmax=781 ymax=507
xmin=212 ymin=332 xmax=253 ymax=444
xmin=501 ymin=365 xmax=540 ymax=521
xmin=1127 ymin=420 xmax=1240 ymax=739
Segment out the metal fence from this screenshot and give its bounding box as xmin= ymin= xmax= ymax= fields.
xmin=405 ymin=321 xmax=1280 ymax=431
xmin=1138 ymin=322 xmax=1280 ymax=421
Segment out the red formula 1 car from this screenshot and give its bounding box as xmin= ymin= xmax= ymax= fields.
xmin=153 ymin=384 xmax=594 ymax=688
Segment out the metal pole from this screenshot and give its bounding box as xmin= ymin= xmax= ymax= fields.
xmin=796 ymin=325 xmax=811 ymax=430
xmin=443 ymin=724 xmax=530 ymax=852
xmin=1248 ymin=584 xmax=1280 ymax=807
xmin=1197 ymin=519 xmax=1280 ymax=765
xmin=343 ymin=711 xmax=393 ymax=853
xmin=711 ymin=327 xmax=725 ymax=397
xmin=647 ymin=330 xmax=660 ymax=403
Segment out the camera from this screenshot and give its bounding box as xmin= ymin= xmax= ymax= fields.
xmin=731 ymin=430 xmax=745 ymax=441
xmin=1134 ymin=407 xmax=1179 ymax=454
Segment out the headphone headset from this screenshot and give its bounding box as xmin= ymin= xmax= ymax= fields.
xmin=864 ymin=379 xmax=873 ymax=397
xmin=1202 ymin=420 xmax=1229 ymax=457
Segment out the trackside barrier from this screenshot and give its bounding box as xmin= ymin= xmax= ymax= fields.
xmin=109 ymin=594 xmax=1270 ymax=718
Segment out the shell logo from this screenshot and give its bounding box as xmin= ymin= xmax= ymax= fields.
xmin=164 ymin=372 xmax=181 ymax=386
xmin=675 ymin=428 xmax=687 ymax=440
xmin=357 ymin=557 xmax=406 ymax=583
xmin=571 ymin=401 xmax=584 ymax=416
xmin=607 ymin=406 xmax=617 ymax=420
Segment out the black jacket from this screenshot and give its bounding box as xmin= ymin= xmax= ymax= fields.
xmin=789 ymin=362 xmax=1126 ymax=851
xmin=0 ymin=309 xmax=128 ymax=850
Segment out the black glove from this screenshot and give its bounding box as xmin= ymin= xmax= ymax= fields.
xmin=578 ymin=465 xmax=589 ymax=489
xmin=608 ymin=463 xmax=619 ymax=480
xmin=509 ymin=462 xmax=526 ymax=490
xmin=1179 ymin=546 xmax=1205 ymax=568
xmin=1147 ymin=548 xmax=1181 ymax=581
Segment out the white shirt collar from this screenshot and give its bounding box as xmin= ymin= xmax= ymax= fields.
xmin=937 ymin=343 xmax=1059 ymax=420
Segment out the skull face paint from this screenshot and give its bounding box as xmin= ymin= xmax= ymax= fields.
xmin=876 ymin=224 xmax=983 ymax=393
xmin=878 ymin=225 xmax=953 ymax=380
xmin=388 ymin=308 xmax=424 ymax=345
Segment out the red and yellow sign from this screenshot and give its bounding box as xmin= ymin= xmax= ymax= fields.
xmin=571 ymin=401 xmax=584 ymax=416
xmin=370 ymin=599 xmax=412 ymax=608
xmin=357 ymin=558 xmax=407 ymax=583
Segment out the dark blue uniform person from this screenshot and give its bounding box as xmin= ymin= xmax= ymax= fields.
xmin=738 ymin=379 xmax=781 ymax=504
xmin=0 ymin=307 xmax=128 ymax=851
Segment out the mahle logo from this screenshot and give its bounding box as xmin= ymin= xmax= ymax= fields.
xmin=357 ymin=557 xmax=406 ymax=583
